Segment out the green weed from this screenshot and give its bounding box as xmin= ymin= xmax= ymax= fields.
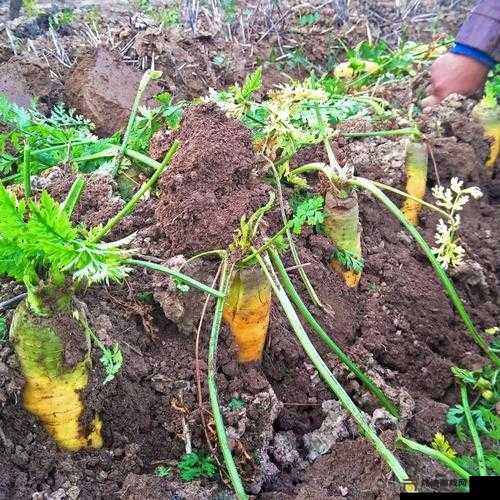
xmin=178 ymin=452 xmax=217 ymax=481
xmin=22 ymin=0 xmax=41 ymax=17
xmin=228 ymin=398 xmax=245 ymax=411
xmin=154 ymin=465 xmax=172 ymax=478
xmin=299 ymin=12 xmax=320 ymax=28
xmin=100 ymin=344 xmax=123 ymax=384
xmin=291 ymin=195 xmax=325 ymax=235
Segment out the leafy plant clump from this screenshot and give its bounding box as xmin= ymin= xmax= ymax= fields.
xmin=0 ymin=185 xmax=131 ymax=290
xmin=127 ymin=92 xmax=186 ymax=154
xmin=290 ymin=194 xmax=325 ymax=235
xmin=178 ymin=452 xmax=217 ymax=481
xmin=446 ymin=366 xmax=500 ymax=476
xmin=228 ymin=398 xmax=245 ymax=411
xmin=154 ymin=465 xmax=172 ymax=478
xmin=0 ymin=94 xmax=118 ymax=180
xmin=298 ymin=11 xmax=321 ymax=28
xmin=431 ymin=177 xmax=483 ymax=269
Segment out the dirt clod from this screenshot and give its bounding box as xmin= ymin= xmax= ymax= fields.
xmin=64 ymin=47 xmax=161 ymax=136
xmin=0 ymin=55 xmax=59 ymax=112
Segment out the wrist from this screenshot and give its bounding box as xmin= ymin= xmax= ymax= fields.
xmin=449 ymin=43 xmax=497 ymax=69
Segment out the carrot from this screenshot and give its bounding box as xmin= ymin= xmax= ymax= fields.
xmin=472 ymin=97 xmax=499 ymax=173
xmin=223 ymin=266 xmax=272 ymax=363
xmin=324 ymin=191 xmax=363 ymax=288
xmin=10 ymin=296 xmax=103 ymax=452
xmin=401 ymin=139 xmax=428 ymax=225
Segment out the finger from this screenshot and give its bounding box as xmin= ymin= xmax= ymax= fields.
xmin=425 ymin=84 xmax=434 ymax=96
xmin=421 ymin=94 xmax=440 ymax=108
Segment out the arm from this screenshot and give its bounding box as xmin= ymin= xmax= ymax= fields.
xmin=454 ymin=0 xmax=500 ymax=62
xmin=422 ymin=0 xmax=499 ymax=107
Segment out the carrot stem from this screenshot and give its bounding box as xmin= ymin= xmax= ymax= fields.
xmin=369 ymin=180 xmax=450 ymax=221
xmin=257 ymin=251 xmax=410 ymax=483
xmin=349 ymin=176 xmax=499 ymax=366
xmin=61 ymin=176 xmax=86 ymax=216
xmin=342 ymin=127 xmax=422 ymax=139
xmin=112 ymin=69 xmax=162 ymax=176
xmin=397 ymin=436 xmax=470 ymax=482
xmin=269 ymin=247 xmax=400 ymax=417
xmin=460 ymin=384 xmax=486 ymax=476
xmin=207 ymin=259 xmax=248 ymax=500
xmin=22 ymin=145 xmax=31 ymax=198
xmin=269 ymin=161 xmax=323 ymax=308
xmin=91 ymin=140 xmax=179 ymax=242
xmin=126 ymin=259 xmax=224 ymax=298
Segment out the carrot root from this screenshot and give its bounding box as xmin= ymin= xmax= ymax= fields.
xmin=223 ymin=266 xmax=272 ymax=363
xmin=401 ymin=140 xmax=428 ymax=225
xmin=10 ymin=298 xmax=103 ymax=451
xmin=324 ymin=192 xmax=363 ymax=288
xmin=473 ymin=101 xmax=500 ymax=173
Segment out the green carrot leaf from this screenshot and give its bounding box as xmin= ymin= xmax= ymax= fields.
xmin=240 ymin=66 xmax=262 ymax=101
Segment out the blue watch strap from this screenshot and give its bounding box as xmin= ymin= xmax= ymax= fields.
xmin=449 ymin=42 xmax=497 ymax=68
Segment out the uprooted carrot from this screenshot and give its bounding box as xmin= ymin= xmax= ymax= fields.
xmin=472 ymin=81 xmax=499 ymax=172
xmin=324 ymin=191 xmax=363 ymax=287
xmin=1 ymin=141 xmax=188 ymax=451
xmin=223 ymin=266 xmax=272 ymax=363
xmin=10 ymin=292 xmax=103 ymax=451
xmin=401 ymin=139 xmax=428 ymax=225
xmin=220 ymin=195 xmax=276 ymax=363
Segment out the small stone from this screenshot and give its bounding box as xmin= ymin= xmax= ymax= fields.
xmin=12 ymin=445 xmax=29 ymax=466
xmin=371 ymin=408 xmax=397 ymax=431
xmin=221 ymin=359 xmax=238 ymax=377
xmin=303 ymin=400 xmax=353 ymax=462
xmin=97 ymin=471 xmax=108 ymax=482
xmin=246 ymin=368 xmax=268 ymax=393
xmin=51 ymin=488 xmax=66 ymax=500
xmin=66 ymin=485 xmax=81 ymax=500
xmin=271 ymin=431 xmax=300 ymax=465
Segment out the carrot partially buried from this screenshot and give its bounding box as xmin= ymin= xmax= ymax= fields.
xmin=472 ymin=94 xmax=499 ymax=173
xmin=401 ymin=140 xmax=428 ymax=225
xmin=223 ymin=266 xmax=272 ymax=363
xmin=10 ymin=297 xmax=103 ymax=452
xmin=324 ymin=191 xmax=363 ymax=288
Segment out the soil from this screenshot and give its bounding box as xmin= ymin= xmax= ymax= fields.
xmin=155 ymin=104 xmax=270 ymax=256
xmin=0 ymin=54 xmax=60 ymax=112
xmin=64 ymin=47 xmax=161 ymax=136
xmin=1 ymin=1 xmax=499 ymax=500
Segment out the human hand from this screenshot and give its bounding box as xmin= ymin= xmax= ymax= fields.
xmin=421 ymin=52 xmax=490 ymax=108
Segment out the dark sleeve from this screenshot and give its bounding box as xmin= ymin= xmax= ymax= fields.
xmin=455 ymin=0 xmax=500 ymax=61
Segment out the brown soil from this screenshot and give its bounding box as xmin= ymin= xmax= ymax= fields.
xmin=155 ymin=104 xmax=270 ymax=256
xmin=1 ymin=2 xmax=499 ymax=499
xmin=64 ymin=47 xmax=161 ymax=136
xmin=0 ymin=55 xmax=60 ymax=112
xmin=2 ymin=92 xmax=498 ymax=498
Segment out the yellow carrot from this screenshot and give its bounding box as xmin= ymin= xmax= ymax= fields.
xmin=10 ymin=297 xmax=103 ymax=452
xmin=324 ymin=192 xmax=363 ymax=288
xmin=401 ymin=139 xmax=428 ymax=225
xmin=472 ymin=97 xmax=500 ymax=172
xmin=223 ymin=266 xmax=272 ymax=363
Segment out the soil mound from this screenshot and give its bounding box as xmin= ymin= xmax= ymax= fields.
xmin=156 ymin=104 xmax=269 ymax=256
xmin=64 ymin=47 xmax=160 ymax=137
